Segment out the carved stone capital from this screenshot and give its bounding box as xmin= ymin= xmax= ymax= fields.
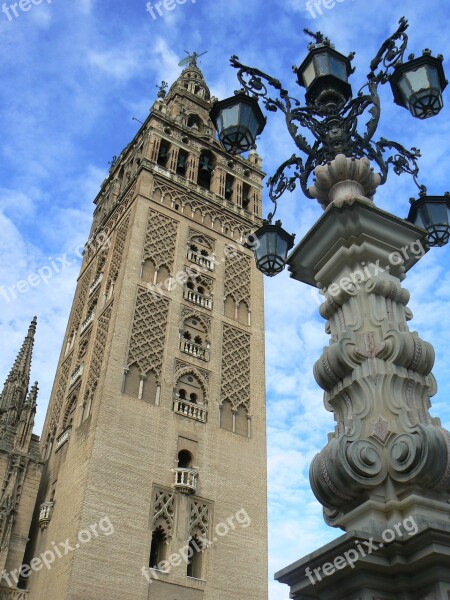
xmin=309 ymin=154 xmax=381 ymax=209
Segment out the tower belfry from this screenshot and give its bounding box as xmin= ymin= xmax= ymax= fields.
xmin=23 ymin=61 xmax=268 ymax=599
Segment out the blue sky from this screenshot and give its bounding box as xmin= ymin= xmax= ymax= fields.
xmin=1 ymin=0 xmax=450 ymax=598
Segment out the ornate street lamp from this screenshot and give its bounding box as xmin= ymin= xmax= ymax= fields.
xmin=390 ymin=51 xmax=447 ymax=119
xmin=210 ymin=17 xmax=448 ymax=276
xmin=294 ymin=35 xmax=353 ymax=106
xmin=210 ymin=92 xmax=266 ymax=154
xmin=407 ymin=193 xmax=450 ymax=246
xmin=248 ymin=220 xmax=295 ymax=277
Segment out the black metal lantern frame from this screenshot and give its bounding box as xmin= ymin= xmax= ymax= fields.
xmin=225 ymin=17 xmax=447 ymax=215
xmin=407 ymin=193 xmax=450 ymax=247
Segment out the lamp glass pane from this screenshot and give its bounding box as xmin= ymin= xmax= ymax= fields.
xmin=303 ymin=60 xmax=316 ymax=87
xmin=398 ymin=76 xmax=412 ymax=102
xmin=329 ymin=56 xmax=347 ymax=81
xmin=405 ymin=66 xmax=430 ymax=93
xmin=428 ymin=65 xmax=440 ymax=89
xmin=221 ymin=105 xmax=240 ymax=130
xmin=275 ymin=235 xmax=288 ymax=258
xmin=426 ymin=201 xmax=448 ymax=225
xmin=315 ymin=53 xmax=330 ymax=76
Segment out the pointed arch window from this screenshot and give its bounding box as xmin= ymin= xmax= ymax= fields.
xmin=187 ymin=536 xmax=204 ymax=579
xmin=149 ymin=526 xmax=168 ymax=570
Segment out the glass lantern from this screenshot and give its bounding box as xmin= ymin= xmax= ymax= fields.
xmin=295 ymin=45 xmax=353 ymax=106
xmin=390 ymin=52 xmax=447 ymax=119
xmin=248 ymin=220 xmax=295 ymax=277
xmin=209 ymin=93 xmax=266 ymax=154
xmin=407 ymin=194 xmax=450 ymax=247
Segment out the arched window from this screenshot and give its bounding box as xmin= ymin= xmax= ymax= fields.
xmin=187 ymin=536 xmax=203 ymax=579
xmin=197 ymin=151 xmax=215 ymax=190
xmin=157 ymin=139 xmax=171 ymax=167
xmin=180 ymin=317 xmax=209 ymax=361
xmin=149 ymin=527 xmax=167 ymax=570
xmin=178 ymin=450 xmax=193 ymax=469
xmin=174 ymin=374 xmax=207 ymax=422
xmin=177 ymin=149 xmax=189 ymax=176
xmin=63 ymin=394 xmax=78 ymax=430
xmin=187 ymin=115 xmax=202 ymax=131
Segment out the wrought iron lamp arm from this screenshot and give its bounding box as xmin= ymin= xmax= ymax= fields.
xmin=230 ymin=55 xmax=315 ymax=157
xmin=367 ymin=16 xmax=409 ymax=84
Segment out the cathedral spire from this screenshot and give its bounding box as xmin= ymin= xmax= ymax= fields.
xmin=0 ymin=317 xmax=37 ymax=418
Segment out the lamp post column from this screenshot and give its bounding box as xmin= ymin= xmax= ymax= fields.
xmin=276 ymin=154 xmax=450 ymax=600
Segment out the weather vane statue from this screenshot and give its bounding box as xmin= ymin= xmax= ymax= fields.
xmin=178 ymin=50 xmax=208 ymax=68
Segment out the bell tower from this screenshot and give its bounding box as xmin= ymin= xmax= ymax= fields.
xmin=24 ymin=58 xmax=268 ymax=600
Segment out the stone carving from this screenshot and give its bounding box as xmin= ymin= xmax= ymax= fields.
xmin=83 ymin=306 xmax=112 ymax=405
xmin=174 ymin=360 xmax=210 ymax=387
xmin=220 ymin=325 xmax=250 ymax=411
xmin=143 ymin=209 xmax=178 ymax=271
xmin=107 ymin=214 xmax=130 ymax=291
xmin=304 ymin=159 xmax=450 ymax=533
xmin=189 ymin=499 xmax=209 ymax=538
xmin=309 ymin=154 xmax=381 ymax=210
xmin=50 ymin=358 xmax=71 ymax=432
xmin=126 ymin=287 xmax=169 ymax=380
xmin=153 ymin=176 xmax=249 ymax=240
xmin=180 ymin=306 xmax=211 ymax=336
xmin=187 ymin=228 xmax=215 ymax=252
xmin=224 ymin=249 xmax=251 ymax=307
xmin=152 ymin=487 xmax=175 ymax=539
xmin=72 ymin=267 xmax=94 ymax=333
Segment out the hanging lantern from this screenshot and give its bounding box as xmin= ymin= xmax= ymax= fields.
xmin=295 ymin=44 xmax=353 ymax=106
xmin=390 ymin=51 xmax=447 ymax=119
xmin=407 ymin=194 xmax=450 ymax=247
xmin=210 ymin=92 xmax=266 ymax=154
xmin=248 ymin=220 xmax=295 ymax=277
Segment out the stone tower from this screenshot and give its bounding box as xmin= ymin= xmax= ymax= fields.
xmin=24 ymin=60 xmax=268 ymax=599
xmin=0 ymin=317 xmax=42 ymax=596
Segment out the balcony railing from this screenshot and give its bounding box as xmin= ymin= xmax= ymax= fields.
xmin=187 ymin=250 xmax=215 ymax=271
xmin=38 ymin=501 xmax=54 ymax=530
xmin=183 ymin=288 xmax=213 ymax=310
xmin=180 ymin=340 xmax=209 ymax=361
xmin=0 ymin=588 xmax=30 ymax=600
xmin=89 ymin=272 xmax=103 ymax=295
xmin=69 ymin=364 xmax=83 ymax=386
xmin=80 ymin=312 xmax=95 ymax=334
xmin=173 ymin=468 xmax=198 ymax=494
xmin=55 ymin=426 xmax=72 ymax=451
xmin=173 ymin=398 xmax=207 ymax=423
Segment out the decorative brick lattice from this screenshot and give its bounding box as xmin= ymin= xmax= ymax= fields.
xmin=72 ymin=266 xmax=93 ymax=332
xmin=107 ymin=214 xmax=130 ymax=288
xmin=50 ymin=357 xmax=72 ymax=430
xmin=220 ymin=325 xmax=251 ymax=410
xmin=152 ymin=487 xmax=175 ymax=539
xmin=126 ymin=287 xmax=169 ymax=379
xmin=152 ymin=176 xmax=249 ymax=240
xmin=84 ymin=306 xmax=113 ymax=398
xmin=189 ymin=499 xmax=209 ymax=538
xmin=143 ymin=209 xmax=179 ymax=271
xmin=224 ymin=249 xmax=251 ymax=306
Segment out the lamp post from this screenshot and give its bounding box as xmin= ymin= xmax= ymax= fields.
xmin=212 ymin=18 xmax=450 ymax=599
